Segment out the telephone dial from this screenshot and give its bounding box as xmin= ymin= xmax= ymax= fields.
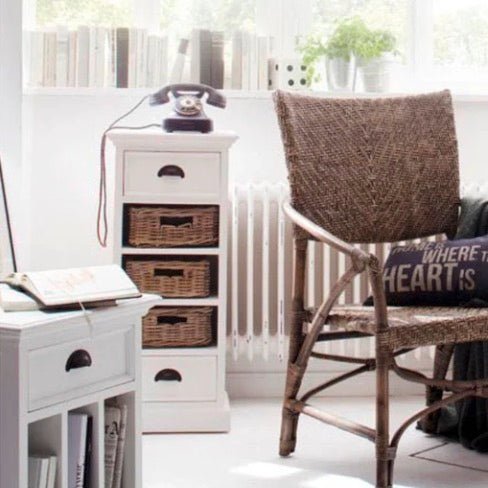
xmin=150 ymin=83 xmax=227 ymax=133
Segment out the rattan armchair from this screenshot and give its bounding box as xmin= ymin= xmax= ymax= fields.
xmin=273 ymin=90 xmax=488 ymax=488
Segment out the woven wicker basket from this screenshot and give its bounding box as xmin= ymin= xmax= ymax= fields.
xmin=125 ymin=259 xmax=211 ymax=298
xmin=127 ymin=206 xmax=219 ymax=248
xmin=143 ymin=307 xmax=213 ymax=348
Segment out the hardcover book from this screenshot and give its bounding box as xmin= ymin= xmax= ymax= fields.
xmin=3 ymin=264 xmax=140 ymax=309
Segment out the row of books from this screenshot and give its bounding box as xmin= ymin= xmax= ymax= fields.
xmin=25 ymin=26 xmax=169 ymax=88
xmin=24 ymin=26 xmax=276 ymax=90
xmin=28 ymin=402 xmax=128 ymax=488
xmin=28 ymin=455 xmax=56 ymax=488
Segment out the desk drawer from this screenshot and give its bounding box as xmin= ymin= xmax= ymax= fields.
xmin=142 ymin=356 xmax=217 ymax=402
xmin=28 ymin=328 xmax=134 ymax=411
xmin=124 ymin=152 xmax=220 ymax=201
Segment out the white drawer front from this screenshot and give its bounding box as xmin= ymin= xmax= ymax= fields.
xmin=143 ymin=356 xmax=217 ymax=402
xmin=28 ymin=329 xmax=134 ymax=410
xmin=124 ymin=152 xmax=220 ymax=201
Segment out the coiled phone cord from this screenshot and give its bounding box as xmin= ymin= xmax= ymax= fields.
xmin=97 ymin=94 xmax=160 ymax=247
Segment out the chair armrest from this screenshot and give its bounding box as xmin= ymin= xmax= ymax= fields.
xmin=283 ymin=202 xmax=370 ymax=266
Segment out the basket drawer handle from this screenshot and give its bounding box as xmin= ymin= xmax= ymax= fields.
xmin=157 ymin=315 xmax=188 ymax=325
xmin=154 ymin=268 xmax=184 ymax=278
xmin=157 ymin=165 xmax=185 ymax=178
xmin=160 ymin=216 xmax=193 ymax=228
xmin=155 ymin=368 xmax=182 ymax=382
xmin=65 ymin=349 xmax=92 ymax=372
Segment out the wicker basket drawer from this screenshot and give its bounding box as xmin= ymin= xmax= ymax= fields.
xmin=125 ymin=259 xmax=211 ymax=298
xmin=126 ymin=205 xmax=219 ymax=248
xmin=143 ymin=307 xmax=214 ymax=348
xmin=124 ymin=151 xmax=220 ymax=201
xmin=142 ymin=356 xmax=217 ymax=402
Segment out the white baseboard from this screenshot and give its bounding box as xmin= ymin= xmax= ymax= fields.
xmin=226 ymin=370 xmax=427 ymax=399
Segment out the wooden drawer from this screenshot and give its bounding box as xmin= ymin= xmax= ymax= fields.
xmin=124 ymin=152 xmax=220 ymax=201
xmin=142 ymin=356 xmax=217 ymax=402
xmin=28 ymin=328 xmax=134 ymax=411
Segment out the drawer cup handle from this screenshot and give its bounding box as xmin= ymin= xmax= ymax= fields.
xmin=157 ymin=165 xmax=185 ymax=178
xmin=154 ymin=368 xmax=182 ymax=382
xmin=65 ymin=349 xmax=92 ymax=372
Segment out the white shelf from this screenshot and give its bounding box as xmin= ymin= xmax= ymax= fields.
xmin=122 ymin=247 xmax=220 ymax=256
xmin=22 ymin=86 xmax=488 ymax=103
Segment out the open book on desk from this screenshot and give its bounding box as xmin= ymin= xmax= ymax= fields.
xmin=1 ymin=264 xmax=141 ymax=311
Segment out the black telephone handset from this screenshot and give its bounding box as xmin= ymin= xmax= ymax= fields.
xmin=150 ymin=83 xmax=226 ymax=133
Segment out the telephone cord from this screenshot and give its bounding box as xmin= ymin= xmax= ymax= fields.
xmin=97 ymin=94 xmax=161 ymax=247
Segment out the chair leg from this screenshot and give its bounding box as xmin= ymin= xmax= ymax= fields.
xmin=376 ymin=347 xmax=394 ymax=488
xmin=279 ymin=239 xmax=307 ymax=457
xmin=419 ymin=344 xmax=454 ymax=433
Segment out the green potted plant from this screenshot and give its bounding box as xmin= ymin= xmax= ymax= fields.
xmin=300 ymin=17 xmax=398 ymax=92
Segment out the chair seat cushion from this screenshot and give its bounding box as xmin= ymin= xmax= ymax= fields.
xmin=322 ymin=305 xmax=488 ymax=349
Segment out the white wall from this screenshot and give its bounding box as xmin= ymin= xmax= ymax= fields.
xmin=0 ymin=0 xmax=23 ymax=267
xmin=21 ymin=91 xmax=488 ymax=270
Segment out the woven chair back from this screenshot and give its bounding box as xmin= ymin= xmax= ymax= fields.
xmin=274 ymin=90 xmax=460 ymax=243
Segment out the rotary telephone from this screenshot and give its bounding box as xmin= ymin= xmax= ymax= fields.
xmin=150 ymin=83 xmax=227 ymax=133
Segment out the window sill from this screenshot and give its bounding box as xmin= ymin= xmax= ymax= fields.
xmin=22 ymin=86 xmax=488 ymax=103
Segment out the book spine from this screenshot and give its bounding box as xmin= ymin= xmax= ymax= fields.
xmin=83 ymin=417 xmax=92 ymax=488
xmin=146 ymin=35 xmax=158 ymax=87
xmin=241 ymin=31 xmax=250 ymax=91
xmin=249 ymin=33 xmax=258 ymax=90
xmin=96 ymin=27 xmax=108 ymax=87
xmin=28 ymin=31 xmax=44 ymax=87
xmin=199 ymin=30 xmax=212 ymax=86
xmin=210 ymin=31 xmax=224 ymax=89
xmin=47 ymin=455 xmax=57 ymax=488
xmin=68 ymin=414 xmax=88 ymax=488
xmin=136 ymin=28 xmax=147 ymax=88
xmin=111 ymin=404 xmax=128 ymax=488
xmin=257 ymin=36 xmax=269 ymax=90
xmin=169 ymin=38 xmax=189 ymax=84
xmin=128 ymin=28 xmax=137 ymax=88
xmin=43 ymin=31 xmax=57 ymax=87
xmin=104 ymin=406 xmax=120 ymax=488
xmin=67 ymin=30 xmax=77 ymax=87
xmin=56 ymin=26 xmax=69 ymax=87
xmin=159 ymin=35 xmax=169 ymax=86
xmin=76 ymin=26 xmax=89 ymax=87
xmin=116 ymin=27 xmax=129 ymax=88
xmin=231 ymin=31 xmax=242 ymax=90
xmin=190 ymin=28 xmax=200 ymax=83
xmin=88 ymin=26 xmax=97 ymax=87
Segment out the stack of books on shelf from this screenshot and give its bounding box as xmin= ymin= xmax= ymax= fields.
xmin=24 ymin=26 xmax=169 ymax=88
xmin=25 ymin=26 xmax=275 ymax=91
xmin=28 ymin=454 xmax=57 ymax=488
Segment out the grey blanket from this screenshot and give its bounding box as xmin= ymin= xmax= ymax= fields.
xmin=451 ymin=196 xmax=488 ymax=452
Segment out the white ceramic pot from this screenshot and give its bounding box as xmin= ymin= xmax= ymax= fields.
xmin=325 ymin=55 xmax=357 ymax=92
xmin=358 ymin=55 xmax=395 ymax=93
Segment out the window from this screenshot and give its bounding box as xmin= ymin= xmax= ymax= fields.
xmin=311 ymin=0 xmax=409 ymax=58
xmin=35 ymin=0 xmax=134 ymax=28
xmin=433 ymin=0 xmax=488 ymax=71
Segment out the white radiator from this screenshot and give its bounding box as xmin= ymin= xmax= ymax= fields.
xmin=229 ymin=181 xmax=487 ymax=364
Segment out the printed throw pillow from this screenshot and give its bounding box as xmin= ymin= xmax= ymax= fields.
xmin=380 ymin=236 xmax=488 ymax=306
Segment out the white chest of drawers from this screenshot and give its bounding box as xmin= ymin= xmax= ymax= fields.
xmin=0 ymin=295 xmax=160 ymax=488
xmin=108 ymin=130 xmax=237 ymax=433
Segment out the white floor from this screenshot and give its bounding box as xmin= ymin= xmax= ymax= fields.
xmin=142 ymin=397 xmax=488 ymax=488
